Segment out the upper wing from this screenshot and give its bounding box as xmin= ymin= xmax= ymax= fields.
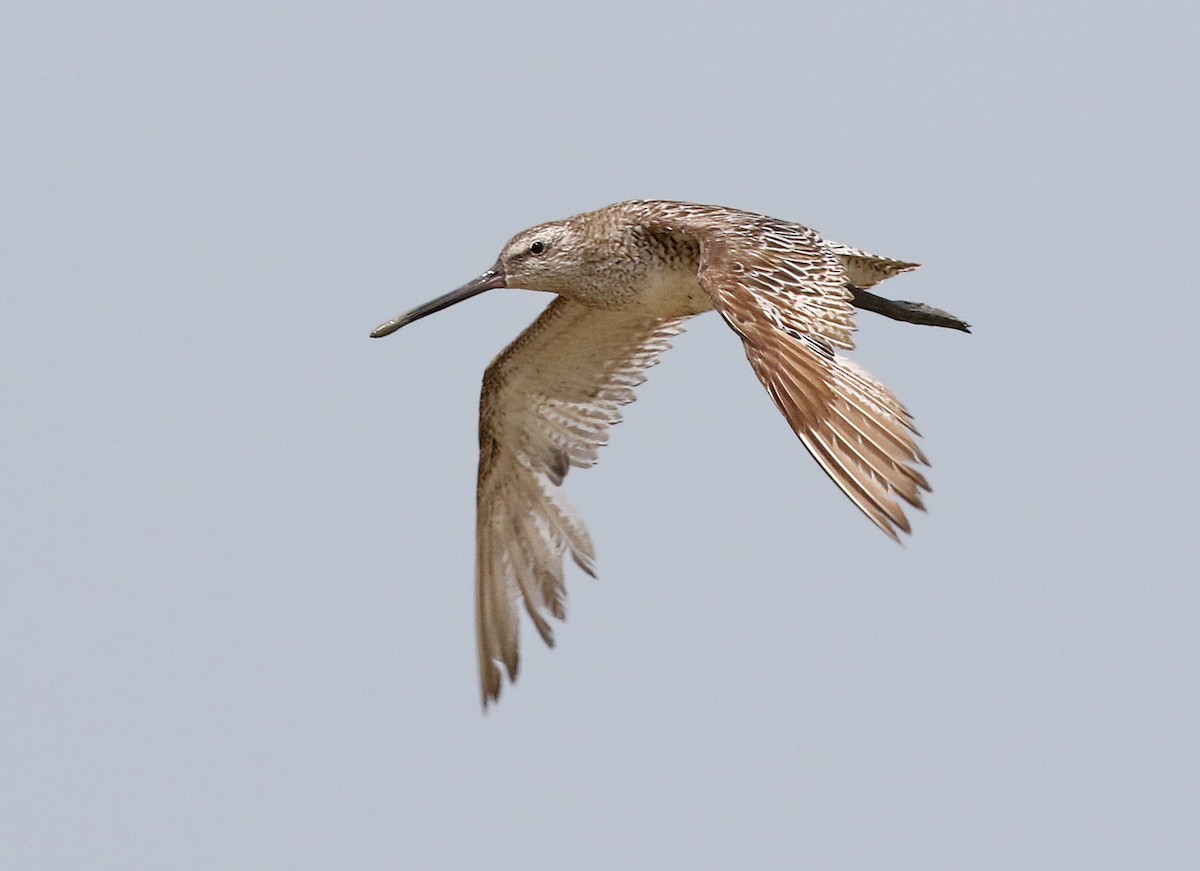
xmin=476 ymin=297 xmax=685 ymax=706
xmin=637 ymin=202 xmax=929 ymax=539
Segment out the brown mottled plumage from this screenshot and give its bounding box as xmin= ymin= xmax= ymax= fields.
xmin=371 ymin=200 xmax=969 ymax=706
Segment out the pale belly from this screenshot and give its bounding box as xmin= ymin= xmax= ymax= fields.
xmin=625 ymin=266 xmax=715 ymax=318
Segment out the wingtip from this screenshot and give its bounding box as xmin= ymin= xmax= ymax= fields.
xmin=572 ymin=551 xmax=597 ymax=578
xmin=478 ymin=652 xmax=514 ymax=712
xmin=480 ymin=678 xmax=504 ymax=712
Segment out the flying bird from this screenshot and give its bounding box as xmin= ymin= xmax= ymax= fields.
xmin=371 ymin=200 xmax=969 ymax=706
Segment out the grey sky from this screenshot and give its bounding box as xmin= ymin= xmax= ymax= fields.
xmin=3 ymin=1 xmax=1198 ymax=868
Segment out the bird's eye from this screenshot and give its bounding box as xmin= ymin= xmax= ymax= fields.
xmin=528 ymin=241 xmax=546 ymax=255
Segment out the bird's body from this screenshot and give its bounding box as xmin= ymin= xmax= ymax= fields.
xmin=371 ymin=200 xmax=969 ymax=706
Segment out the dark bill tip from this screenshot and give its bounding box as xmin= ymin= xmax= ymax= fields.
xmin=370 ymin=265 xmax=507 ymax=338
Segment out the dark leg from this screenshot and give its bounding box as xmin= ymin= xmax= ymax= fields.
xmin=848 ymin=285 xmax=971 ymax=333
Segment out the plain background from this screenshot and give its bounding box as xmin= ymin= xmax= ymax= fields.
xmin=3 ymin=2 xmax=1198 ymax=868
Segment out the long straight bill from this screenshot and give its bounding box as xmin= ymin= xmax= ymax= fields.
xmin=370 ymin=266 xmax=507 ymax=338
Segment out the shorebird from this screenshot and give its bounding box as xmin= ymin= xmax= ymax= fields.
xmin=371 ymin=200 xmax=969 ymax=706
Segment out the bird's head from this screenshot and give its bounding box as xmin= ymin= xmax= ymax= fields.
xmin=370 ymin=217 xmax=598 ymax=338
xmin=494 ymin=219 xmax=589 ymax=295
